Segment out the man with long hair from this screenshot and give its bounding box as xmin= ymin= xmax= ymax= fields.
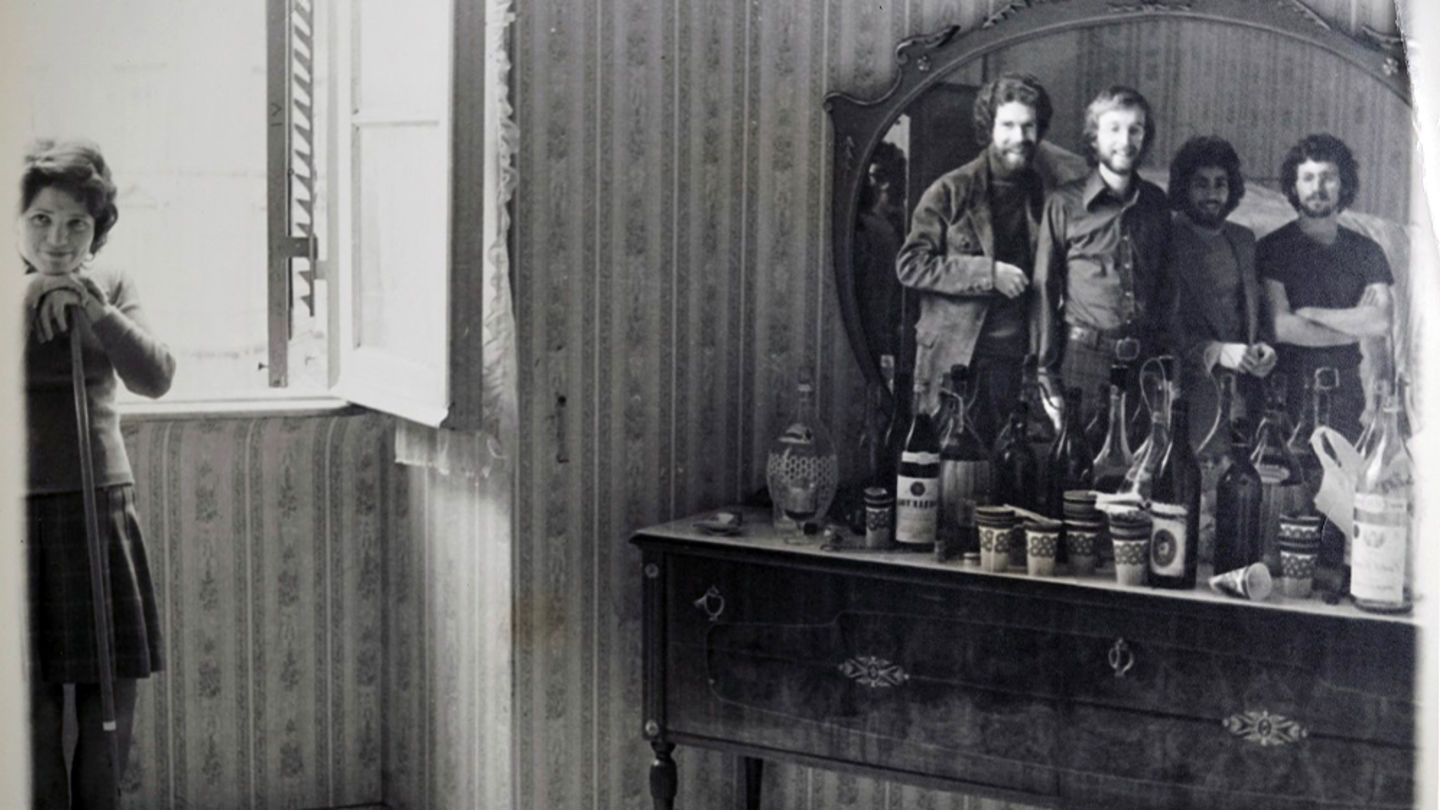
xmin=1165 ymin=135 xmax=1275 ymax=449
xmin=1031 ymin=85 xmax=1172 ymax=427
xmin=1258 ymin=133 xmax=1393 ymax=442
xmin=896 ymin=73 xmax=1053 ymax=443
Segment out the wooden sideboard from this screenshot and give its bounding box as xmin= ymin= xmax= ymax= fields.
xmin=632 ymin=508 xmax=1417 ymax=810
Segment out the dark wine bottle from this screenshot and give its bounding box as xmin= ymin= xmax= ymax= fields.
xmin=1044 ymin=386 xmax=1093 ymax=516
xmin=1044 ymin=386 xmax=1093 ymax=565
xmin=994 ymin=401 xmax=1039 ymax=568
xmin=1149 ymin=398 xmax=1201 ymax=589
xmin=895 ymin=381 xmax=940 ymax=550
xmin=1214 ymin=424 xmax=1263 ymax=575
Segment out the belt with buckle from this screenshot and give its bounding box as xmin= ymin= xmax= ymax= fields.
xmin=1067 ymin=323 xmax=1122 ymax=348
xmin=1067 ymin=323 xmax=1141 ymax=362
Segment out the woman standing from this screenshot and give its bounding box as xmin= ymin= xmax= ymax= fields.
xmin=20 ymin=140 xmax=174 ymax=809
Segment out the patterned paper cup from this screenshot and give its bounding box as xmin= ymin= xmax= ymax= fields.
xmin=976 ymin=507 xmax=1018 ymax=572
xmin=1278 ymin=547 xmax=1318 ymax=599
xmin=978 ymin=524 xmax=1012 ymax=573
xmin=1109 ymin=511 xmax=1150 ymax=586
xmin=1025 ymin=519 xmax=1063 ymax=577
xmin=1064 ymin=526 xmax=1101 ymax=576
xmin=1209 ymin=562 xmax=1274 ymax=602
xmin=1112 ymin=537 xmax=1149 ymax=586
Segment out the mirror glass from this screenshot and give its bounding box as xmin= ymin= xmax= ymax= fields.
xmin=847 ymin=14 xmax=1413 ymax=399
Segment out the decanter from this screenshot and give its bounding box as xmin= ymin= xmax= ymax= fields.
xmin=766 ymin=379 xmax=840 ymax=531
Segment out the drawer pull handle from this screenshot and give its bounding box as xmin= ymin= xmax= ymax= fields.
xmin=693 ymin=586 xmax=725 ymax=622
xmin=1108 ymin=638 xmax=1135 ymax=678
xmin=838 ymin=655 xmax=910 ymax=688
xmin=1223 ymin=710 xmax=1309 ymax=747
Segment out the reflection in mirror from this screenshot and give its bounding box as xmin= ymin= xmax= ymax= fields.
xmin=832 ymin=4 xmax=1414 ymax=434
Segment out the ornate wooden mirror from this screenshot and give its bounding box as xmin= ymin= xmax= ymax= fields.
xmin=826 ymin=0 xmax=1413 ymax=407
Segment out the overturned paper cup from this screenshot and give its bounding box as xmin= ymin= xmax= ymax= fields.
xmin=1209 ymin=563 xmax=1273 ymax=602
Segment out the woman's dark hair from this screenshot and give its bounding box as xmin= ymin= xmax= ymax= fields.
xmin=1082 ymin=85 xmax=1156 ymax=168
xmin=21 ymin=139 xmax=120 ymax=255
xmin=1168 ymin=135 xmax=1246 ymax=217
xmin=869 ymin=141 xmax=907 ymax=192
xmin=1279 ymin=133 xmax=1359 ymax=213
xmin=973 ymin=74 xmax=1052 ymax=145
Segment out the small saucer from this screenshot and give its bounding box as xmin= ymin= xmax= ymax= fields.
xmin=694 ymin=520 xmax=742 ymax=536
xmin=694 ymin=511 xmax=744 ymax=536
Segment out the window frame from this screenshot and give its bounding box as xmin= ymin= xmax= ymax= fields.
xmin=259 ymin=0 xmax=491 ymax=431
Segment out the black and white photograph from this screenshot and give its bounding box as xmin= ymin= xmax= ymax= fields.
xmin=1 ymin=0 xmax=1437 ymax=808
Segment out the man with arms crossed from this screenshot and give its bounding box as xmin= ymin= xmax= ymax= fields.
xmin=896 ymin=73 xmax=1053 ymax=444
xmin=1031 ymin=85 xmax=1171 ymax=427
xmin=1258 ymin=133 xmax=1393 ymax=443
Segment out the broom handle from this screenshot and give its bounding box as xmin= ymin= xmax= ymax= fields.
xmin=70 ymin=324 xmax=122 ymax=799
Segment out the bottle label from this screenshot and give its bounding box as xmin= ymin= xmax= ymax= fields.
xmin=1148 ymin=501 xmax=1189 ymax=578
xmin=1351 ymin=493 xmax=1408 ymax=604
xmin=1254 ymin=463 xmax=1290 ymax=484
xmin=901 ymin=450 xmax=940 ymax=465
xmin=895 ymin=474 xmax=939 ymax=544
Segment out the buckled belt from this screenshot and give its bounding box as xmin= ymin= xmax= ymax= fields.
xmin=1067 ymin=323 xmax=1142 ymax=362
xmin=1067 ymin=323 xmax=1122 ymax=349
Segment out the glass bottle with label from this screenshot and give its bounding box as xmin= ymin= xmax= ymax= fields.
xmin=1150 ymin=398 xmax=1200 ymax=589
xmin=938 ymin=365 xmax=991 ymax=560
xmin=1336 ymin=379 xmax=1392 ymax=595
xmin=765 ymin=379 xmax=840 ymax=536
xmin=1351 ymin=392 xmax=1412 ymax=613
xmin=1250 ymin=374 xmax=1308 ymax=575
xmin=895 ymin=380 xmax=940 ymax=550
xmin=1091 ymin=363 xmax=1133 ymax=494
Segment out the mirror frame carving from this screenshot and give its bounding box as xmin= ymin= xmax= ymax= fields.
xmin=825 ymin=0 xmax=1410 ymax=401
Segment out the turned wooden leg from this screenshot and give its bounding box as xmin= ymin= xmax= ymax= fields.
xmin=743 ymin=756 xmax=764 ymax=810
xmin=650 ymin=740 xmax=677 ymax=810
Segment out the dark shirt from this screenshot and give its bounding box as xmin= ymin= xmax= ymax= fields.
xmin=973 ymin=151 xmax=1039 ymax=358
xmin=1174 ymin=215 xmax=1243 ymax=343
xmin=1031 ymin=170 xmax=1171 ymax=370
xmin=1257 ymin=221 xmax=1393 ymax=373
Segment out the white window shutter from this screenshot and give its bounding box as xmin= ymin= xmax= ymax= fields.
xmin=328 ymin=0 xmax=453 ymax=426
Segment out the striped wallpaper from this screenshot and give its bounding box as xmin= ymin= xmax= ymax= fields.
xmin=115 ymin=412 xmax=511 ymax=810
xmin=511 ymin=1 xmax=1407 ymax=809
xmin=119 ymin=412 xmax=396 ymax=810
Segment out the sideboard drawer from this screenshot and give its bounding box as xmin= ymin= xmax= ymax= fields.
xmin=651 ymin=545 xmax=1415 ymax=808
